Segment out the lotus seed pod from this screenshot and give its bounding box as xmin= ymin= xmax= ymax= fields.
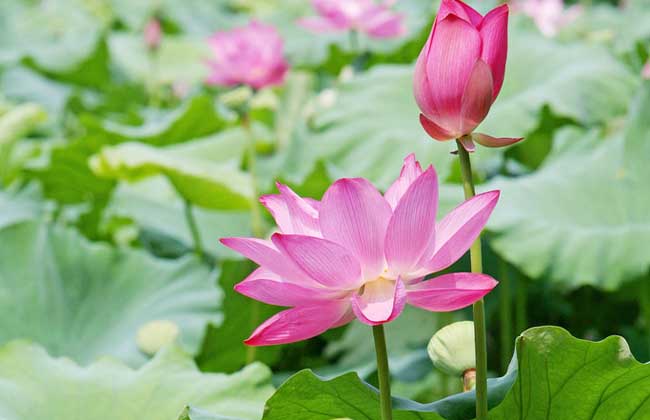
xmin=136 ymin=319 xmax=180 ymax=356
xmin=427 ymin=321 xmax=476 ymax=377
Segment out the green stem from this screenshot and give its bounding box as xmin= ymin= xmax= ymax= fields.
xmin=349 ymin=30 xmax=359 ymax=54
xmin=456 ymin=139 xmax=488 ymax=420
xmin=499 ymin=259 xmax=513 ymax=374
xmin=515 ymin=274 xmax=528 ymax=334
xmin=183 ymin=199 xmax=203 ymax=258
xmin=242 ymin=110 xmax=264 ymax=364
xmin=241 ymin=113 xmax=264 ymax=238
xmin=372 ymin=324 xmax=393 ymax=420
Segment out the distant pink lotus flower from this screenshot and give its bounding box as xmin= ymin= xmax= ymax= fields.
xmin=414 ymin=0 xmax=522 ymax=150
xmin=221 ymin=154 xmax=499 ymax=346
xmin=513 ymin=0 xmax=582 ymax=38
xmin=144 ymin=18 xmax=162 ymax=51
xmin=206 ymin=21 xmax=289 ymax=90
xmin=298 ymin=0 xmax=405 ymax=39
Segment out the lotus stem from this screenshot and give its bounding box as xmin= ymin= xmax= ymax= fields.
xmin=499 ymin=258 xmax=513 ymax=374
xmin=455 ymin=139 xmax=488 ymax=420
xmin=183 ymin=199 xmax=203 ymax=258
xmin=516 ymin=275 xmax=528 ymax=334
xmin=372 ymin=324 xmax=393 ymax=420
xmin=241 ymin=110 xmax=264 ymax=364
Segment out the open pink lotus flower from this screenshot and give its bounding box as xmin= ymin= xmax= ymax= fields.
xmin=298 ymin=0 xmax=405 ymax=39
xmin=221 ymin=154 xmax=499 ymax=346
xmin=414 ymin=0 xmax=522 ymax=151
xmin=206 ymin=21 xmax=289 ymax=90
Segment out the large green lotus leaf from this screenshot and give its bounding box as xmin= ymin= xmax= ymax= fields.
xmin=105 ymin=177 xmax=251 ymax=259
xmin=90 ymin=131 xmax=253 ymax=210
xmin=479 ymin=31 xmax=637 ymax=138
xmin=0 ymin=187 xmax=45 ymax=230
xmin=562 ymin=0 xmax=650 ymax=55
xmin=1 ymin=66 xmax=72 ymax=120
xmin=0 ymin=103 xmax=47 ymax=146
xmin=26 ymin=95 xmax=229 ymax=236
xmin=488 ymin=327 xmax=650 ymax=419
xmin=0 ymin=102 xmax=47 ymax=183
xmin=109 ymin=33 xmax=210 ymax=85
xmin=80 ymin=94 xmax=227 ymax=147
xmin=486 ymin=86 xmax=650 ymax=290
xmin=0 ymin=0 xmax=106 ymax=74
xmin=262 ymin=369 xmax=443 ymax=420
xmin=298 ymin=31 xmax=635 ymax=187
xmin=196 ymin=260 xmax=282 ymax=374
xmin=262 ymin=366 xmax=515 ymax=420
xmin=262 ymin=326 xmax=650 ymax=420
xmin=0 ymin=341 xmax=273 ymax=420
xmin=0 ymin=220 xmax=220 ymax=366
xmin=298 ymin=65 xmax=453 ymax=189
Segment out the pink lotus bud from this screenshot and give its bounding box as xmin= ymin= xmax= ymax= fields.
xmin=298 ymin=0 xmax=405 ymax=39
xmin=414 ymin=0 xmax=509 ymax=142
xmin=144 ymin=19 xmax=162 ymax=51
xmin=206 ymin=21 xmax=289 ymax=90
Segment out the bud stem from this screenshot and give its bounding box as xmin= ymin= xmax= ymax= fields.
xmin=372 ymin=324 xmax=393 ymax=420
xmin=455 ymin=139 xmax=489 ymax=420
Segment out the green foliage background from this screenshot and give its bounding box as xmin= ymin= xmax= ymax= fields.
xmin=0 ymin=0 xmax=649 ymax=419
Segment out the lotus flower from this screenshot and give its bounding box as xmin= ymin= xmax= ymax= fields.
xmin=414 ymin=0 xmax=522 ymax=150
xmin=513 ymin=0 xmax=582 ymax=38
xmin=144 ymin=18 xmax=162 ymax=51
xmin=206 ymin=21 xmax=289 ymax=90
xmin=643 ymin=60 xmax=650 ymax=80
xmin=221 ymin=154 xmax=499 ymax=346
xmin=298 ymin=0 xmax=405 ymax=39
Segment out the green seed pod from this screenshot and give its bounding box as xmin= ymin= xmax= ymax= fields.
xmin=427 ymin=321 xmax=476 ymax=377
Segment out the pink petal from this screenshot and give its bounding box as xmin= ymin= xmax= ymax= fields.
xmin=419 ymin=114 xmax=456 ymax=141
xmin=384 ymin=153 xmax=424 ymax=209
xmin=297 ymin=16 xmax=347 ymax=33
xmin=260 ymin=183 xmax=320 ymax=236
xmin=424 ymin=190 xmax=500 ymax=272
xmin=234 ymin=267 xmax=345 ymax=306
xmin=272 ymin=233 xmax=363 ymax=290
xmin=479 ymin=4 xmax=509 ymax=99
xmin=320 ymin=178 xmax=392 ymax=279
xmin=426 ymin=15 xmax=482 ymax=135
xmin=244 ymin=301 xmax=351 ymax=346
xmin=360 ymin=8 xmax=405 ymax=38
xmin=458 ymin=136 xmax=476 ymax=152
xmin=472 ymin=133 xmax=523 ymax=148
xmin=406 ymin=272 xmax=497 ymax=311
xmin=220 ymin=237 xmax=319 ymax=287
xmin=437 ymin=0 xmax=484 ymax=27
xmin=385 ymin=167 xmax=438 ymax=273
xmin=413 ymin=47 xmax=439 ymax=122
xmin=460 ymin=60 xmax=494 ymax=134
xmin=351 ymin=278 xmax=407 ymax=325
